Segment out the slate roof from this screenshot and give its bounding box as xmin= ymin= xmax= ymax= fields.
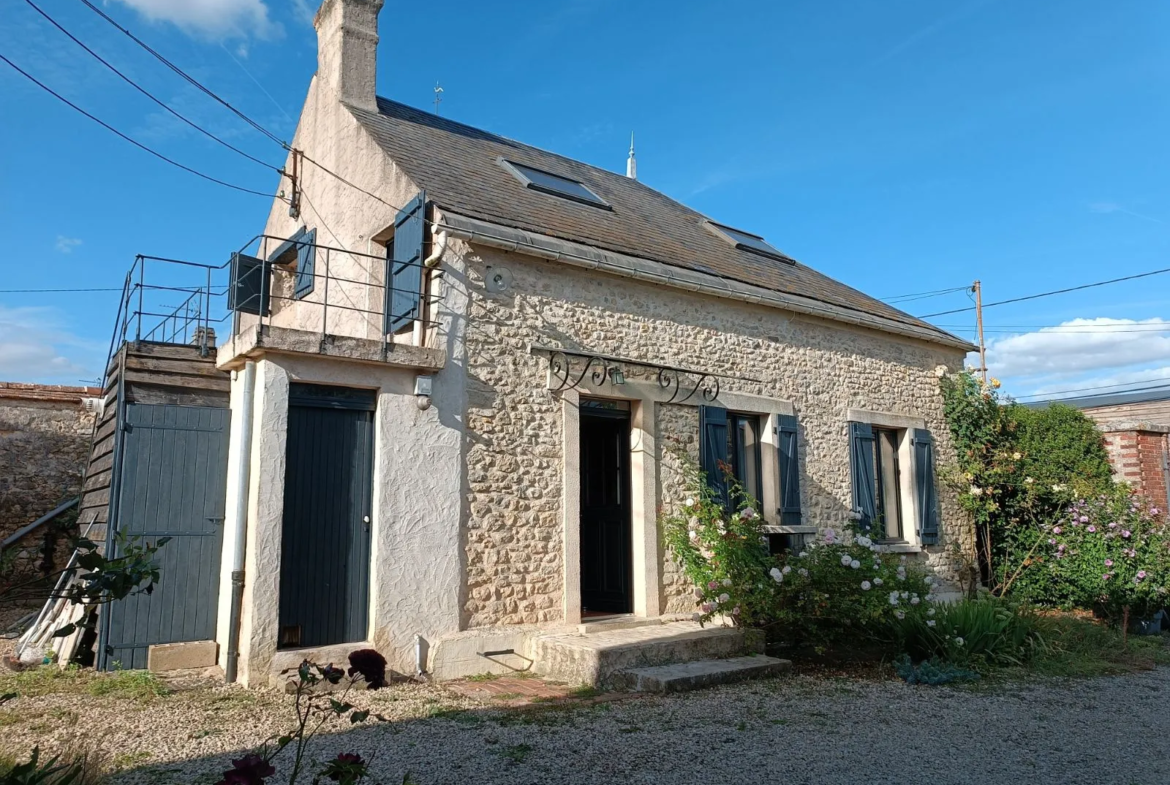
xmin=351 ymin=97 xmax=963 ymax=345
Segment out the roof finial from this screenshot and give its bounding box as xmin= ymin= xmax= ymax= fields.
xmin=626 ymin=132 xmax=637 ymax=180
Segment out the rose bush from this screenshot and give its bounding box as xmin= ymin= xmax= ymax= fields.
xmin=768 ymin=528 xmax=938 ymax=650
xmin=661 ymin=456 xmax=938 ymax=649
xmin=661 ymin=459 xmax=778 ymax=626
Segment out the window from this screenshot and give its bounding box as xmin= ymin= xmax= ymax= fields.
xmin=871 ymin=427 xmax=905 ymax=541
xmin=499 ymin=158 xmax=610 ymax=209
xmin=728 ymin=412 xmax=763 ymax=506
xmin=705 ymin=221 xmax=794 ymax=264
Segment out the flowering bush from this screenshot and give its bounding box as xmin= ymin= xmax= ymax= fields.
xmin=769 ymin=528 xmax=938 ymax=650
xmin=660 ymin=459 xmax=778 ymax=626
xmin=1024 ymin=490 xmax=1170 ymax=622
xmin=939 ymin=369 xmax=1114 ymax=593
xmin=661 ymin=455 xmax=941 ymax=646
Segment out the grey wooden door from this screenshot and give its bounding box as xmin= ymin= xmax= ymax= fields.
xmin=278 ymin=384 xmax=375 ymax=648
xmin=102 ymin=404 xmax=230 ymax=670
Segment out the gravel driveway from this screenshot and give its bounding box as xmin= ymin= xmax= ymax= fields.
xmin=3 ymin=661 xmax=1169 ymax=785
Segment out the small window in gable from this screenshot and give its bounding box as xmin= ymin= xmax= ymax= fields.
xmin=705 ymin=221 xmax=794 ymax=264
xmin=499 ymin=158 xmax=610 ymax=209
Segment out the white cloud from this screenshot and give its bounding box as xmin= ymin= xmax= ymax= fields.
xmin=0 ymin=306 xmax=101 ymax=383
xmin=986 ymin=318 xmax=1170 ymax=380
xmin=54 ymin=236 xmax=82 ymax=254
xmin=109 ymin=0 xmax=282 ymax=40
xmin=1088 ymin=201 xmax=1164 ymax=224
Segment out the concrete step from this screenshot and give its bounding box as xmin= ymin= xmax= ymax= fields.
xmin=532 ymin=621 xmax=763 ymax=689
xmin=617 ymin=655 xmax=791 ymax=693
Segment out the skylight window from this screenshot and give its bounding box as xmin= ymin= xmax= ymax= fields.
xmin=499 ymin=158 xmax=610 ymax=209
xmin=706 ymin=221 xmax=794 ymax=264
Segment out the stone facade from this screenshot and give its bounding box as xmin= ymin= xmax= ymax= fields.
xmin=0 ymin=383 xmax=97 ymax=582
xmin=459 ymin=243 xmax=969 ymax=627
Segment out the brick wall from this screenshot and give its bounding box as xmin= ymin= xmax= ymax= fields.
xmin=1101 ymin=427 xmax=1170 ymax=509
xmin=0 ymin=383 xmax=99 ymax=584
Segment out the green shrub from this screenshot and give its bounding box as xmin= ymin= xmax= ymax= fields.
xmin=767 ymin=531 xmax=937 ymax=650
xmin=894 ymin=596 xmax=1051 ymax=669
xmin=939 ymin=370 xmax=1116 ymax=595
xmin=1019 ymin=490 xmax=1170 ymax=621
xmin=660 ymin=458 xmax=778 ymax=626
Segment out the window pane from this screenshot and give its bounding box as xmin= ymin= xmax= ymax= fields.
xmin=508 ymin=161 xmax=607 ymax=206
xmin=876 ymin=429 xmax=903 ymax=540
xmin=710 ymin=222 xmax=790 ymax=261
xmin=727 ymin=414 xmax=762 ymax=505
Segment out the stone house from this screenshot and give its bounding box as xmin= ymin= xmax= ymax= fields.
xmin=204 ymin=0 xmax=974 ymax=686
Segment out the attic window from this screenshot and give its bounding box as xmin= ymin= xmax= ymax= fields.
xmin=499 ymin=158 xmax=610 ymax=209
xmin=706 ymin=221 xmax=794 ymax=264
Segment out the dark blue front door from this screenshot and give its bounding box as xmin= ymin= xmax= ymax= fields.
xmin=278 ymin=384 xmax=374 ymax=648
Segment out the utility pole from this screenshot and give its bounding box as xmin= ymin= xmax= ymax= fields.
xmin=973 ymin=280 xmax=988 ymax=385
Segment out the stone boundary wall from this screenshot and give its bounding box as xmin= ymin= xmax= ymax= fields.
xmin=0 ymin=383 xmax=98 ymax=584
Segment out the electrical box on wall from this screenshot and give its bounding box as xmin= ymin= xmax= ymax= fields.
xmin=414 ymin=375 xmax=433 ymax=397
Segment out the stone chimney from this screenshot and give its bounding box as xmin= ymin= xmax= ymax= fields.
xmin=315 ymin=0 xmax=384 ymax=112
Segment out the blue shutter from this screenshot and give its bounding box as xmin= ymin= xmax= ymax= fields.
xmin=776 ymin=414 xmax=801 ymax=525
xmin=912 ymin=429 xmax=940 ymax=545
xmin=699 ymin=405 xmax=730 ymax=509
xmin=294 ymin=228 xmax=316 ymax=300
xmin=385 ymin=192 xmax=426 ymax=334
xmin=849 ymin=422 xmax=878 ymax=533
xmin=228 ymin=253 xmax=270 ymax=316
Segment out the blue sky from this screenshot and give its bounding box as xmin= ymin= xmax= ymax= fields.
xmin=1 ymin=0 xmax=1168 ymax=400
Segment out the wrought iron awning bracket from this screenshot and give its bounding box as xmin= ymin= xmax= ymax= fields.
xmin=532 ymin=344 xmax=750 ymax=402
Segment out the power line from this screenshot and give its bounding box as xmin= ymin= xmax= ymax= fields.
xmin=0 ymin=287 xmax=122 ymax=293
xmin=22 ymin=0 xmax=281 ymax=173
xmin=918 ymin=267 xmax=1170 ymax=319
xmin=78 ymin=0 xmax=289 ymax=150
xmin=0 ymin=54 xmax=279 ymax=199
xmin=881 ymin=285 xmax=970 ymax=304
xmin=1018 ymin=381 xmax=1170 ymax=401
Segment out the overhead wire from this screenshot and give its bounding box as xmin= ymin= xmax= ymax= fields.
xmin=22 ymin=0 xmax=282 ymax=173
xmin=78 ymin=0 xmax=290 ymax=150
xmin=918 ymin=267 xmax=1170 ymax=318
xmin=1018 ymin=381 xmax=1170 ymax=401
xmin=0 ymin=54 xmax=281 ymax=199
xmin=0 ymin=287 xmax=123 ymax=293
xmin=881 ymin=285 xmax=971 ymax=304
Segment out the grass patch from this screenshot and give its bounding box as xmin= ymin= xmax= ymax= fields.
xmin=1024 ymin=616 xmax=1170 ymax=678
xmin=0 ymin=740 xmax=114 ymax=784
xmin=465 ymin=672 xmax=501 ymax=683
xmin=87 ymin=670 xmax=168 ymax=701
xmin=567 ymin=684 xmax=600 ymax=699
xmin=0 ymin=665 xmax=168 ymax=703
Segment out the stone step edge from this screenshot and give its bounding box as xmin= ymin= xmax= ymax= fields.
xmin=615 ymin=655 xmax=791 ymax=693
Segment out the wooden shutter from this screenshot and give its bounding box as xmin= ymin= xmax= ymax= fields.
xmin=849 ymin=422 xmax=878 ymax=533
xmin=228 ymin=253 xmax=270 ymax=316
xmin=699 ymin=405 xmax=730 ymax=509
xmin=911 ymin=429 xmax=940 ymax=545
xmin=776 ymin=414 xmax=802 ymax=525
xmin=294 ymin=228 xmax=317 ymax=300
xmin=384 ymin=192 xmax=426 ymax=334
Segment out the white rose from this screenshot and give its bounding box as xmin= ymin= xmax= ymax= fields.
xmin=769 ymin=567 xmax=783 ymax=584
xmin=850 ymin=560 xmax=861 ymax=570
xmin=873 ymin=577 xmax=884 ymax=586
xmin=685 ymin=497 xmax=695 ymax=508
xmin=861 ymin=581 xmax=871 ymax=591
xmin=927 ymin=620 xmax=936 ymax=627
xmin=718 ymin=593 xmax=730 ymax=604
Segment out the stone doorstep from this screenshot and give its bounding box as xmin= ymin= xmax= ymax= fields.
xmin=576 ymin=615 xmax=664 ymax=635
xmin=617 ymin=655 xmax=792 ymax=693
xmin=147 ymin=640 xmax=218 ymax=672
xmin=532 ymin=621 xmax=764 ymax=689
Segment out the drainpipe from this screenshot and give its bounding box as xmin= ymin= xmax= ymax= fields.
xmin=225 ymin=361 xmax=257 ymax=684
